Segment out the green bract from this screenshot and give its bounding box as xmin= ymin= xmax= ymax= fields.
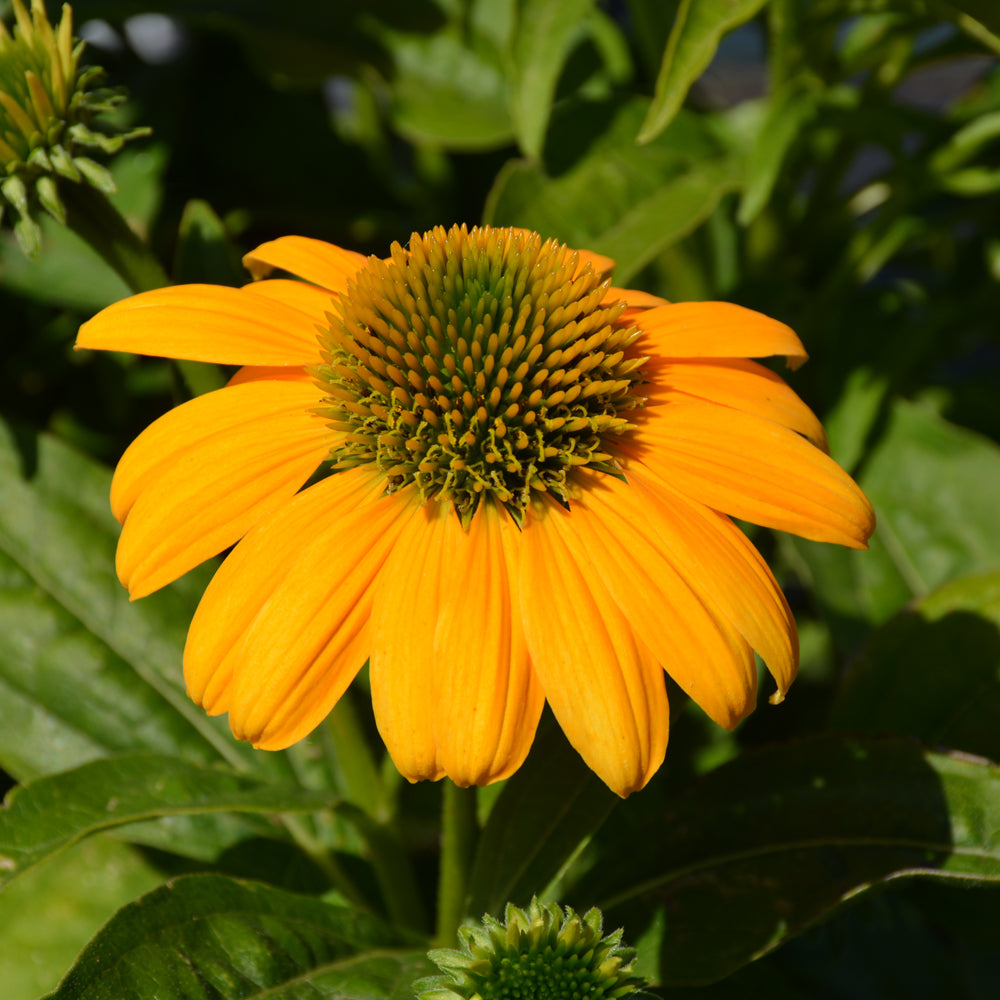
xmin=0 ymin=0 xmax=148 ymax=257
xmin=415 ymin=898 xmax=649 ymax=1000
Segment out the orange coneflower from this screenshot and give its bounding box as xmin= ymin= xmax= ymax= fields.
xmin=76 ymin=224 xmax=874 ymax=796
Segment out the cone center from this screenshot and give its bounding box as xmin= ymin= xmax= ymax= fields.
xmin=314 ymin=224 xmax=645 ymax=527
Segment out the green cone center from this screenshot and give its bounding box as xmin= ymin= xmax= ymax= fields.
xmin=314 ymin=224 xmax=645 ymax=526
xmin=477 ymin=952 xmax=610 ymax=1000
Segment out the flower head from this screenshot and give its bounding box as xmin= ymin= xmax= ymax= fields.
xmin=415 ymin=899 xmax=648 ymax=1000
xmin=0 ymin=0 xmax=148 ymax=256
xmin=76 ymin=224 xmax=875 ymax=796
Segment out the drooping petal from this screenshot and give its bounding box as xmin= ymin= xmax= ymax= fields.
xmin=183 ymin=469 xmax=415 ymax=749
xmin=243 ymin=235 xmax=367 ymax=292
xmin=563 ymin=474 xmax=759 ymax=730
xmin=637 ymin=301 xmax=809 ymax=369
xmin=112 ymin=378 xmax=332 ymax=598
xmin=575 ymin=248 xmax=615 ymax=276
xmin=76 ymin=285 xmax=323 ymax=365
xmin=642 ymin=357 xmax=828 ymax=449
xmin=625 ymin=401 xmax=876 ymax=548
xmin=575 ymin=468 xmax=797 ymax=702
xmin=517 ymin=497 xmax=670 ymax=797
xmin=368 ymin=502 xmax=449 ymax=782
xmin=227 ymin=365 xmax=311 ymax=386
xmin=372 ymin=500 xmax=543 ymax=787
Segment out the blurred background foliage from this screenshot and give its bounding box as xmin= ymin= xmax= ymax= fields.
xmin=1 ymin=0 xmax=1000 ymax=998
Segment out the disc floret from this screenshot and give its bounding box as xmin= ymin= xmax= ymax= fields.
xmin=314 ymin=224 xmax=646 ymax=527
xmin=415 ymin=899 xmax=649 ymax=1000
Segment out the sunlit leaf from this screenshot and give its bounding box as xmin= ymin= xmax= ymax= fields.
xmin=508 ymin=0 xmax=596 ymax=158
xmin=571 ymin=735 xmax=1000 ymax=985
xmin=791 ymin=401 xmax=1000 ymax=642
xmin=0 ymin=754 xmax=334 ymax=888
xmin=638 ymin=0 xmax=770 ymax=144
xmin=44 ymin=875 xmax=430 ymax=1000
xmin=486 ymin=99 xmax=739 ymax=282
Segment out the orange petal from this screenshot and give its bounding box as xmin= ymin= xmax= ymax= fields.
xmin=368 ymin=501 xmax=448 ymax=783
xmin=624 ymin=402 xmax=875 ymax=548
xmin=182 ymin=469 xmax=411 ymax=742
xmin=77 ymin=285 xmax=323 ymax=365
xmin=642 ymin=357 xmax=828 ymax=449
xmin=370 ymin=501 xmax=543 ymax=787
xmin=227 ymin=365 xmax=311 ymax=386
xmin=240 ymin=278 xmax=339 ymax=319
xmin=243 ymin=235 xmax=367 ymax=292
xmin=517 ymin=497 xmax=670 ymax=797
xmin=605 ymin=286 xmax=670 ymax=312
xmin=637 ymin=301 xmax=809 ymax=369
xmin=113 ymin=379 xmax=332 ymax=598
xmin=577 ymin=469 xmax=797 ymax=701
xmin=565 ymin=474 xmax=758 ymax=730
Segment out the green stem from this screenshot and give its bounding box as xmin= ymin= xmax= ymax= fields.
xmin=60 ymin=180 xmax=169 ymax=292
xmin=435 ymin=780 xmax=478 ymax=946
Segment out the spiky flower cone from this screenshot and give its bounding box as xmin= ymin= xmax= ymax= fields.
xmin=416 ymin=899 xmax=651 ymax=1000
xmin=0 ymin=0 xmax=149 ymax=257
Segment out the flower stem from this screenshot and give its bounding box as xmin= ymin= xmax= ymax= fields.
xmin=60 ymin=180 xmax=169 ymax=292
xmin=435 ymin=780 xmax=478 ymax=946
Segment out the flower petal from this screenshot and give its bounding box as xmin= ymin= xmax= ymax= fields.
xmin=368 ymin=501 xmax=449 ymax=782
xmin=239 ymin=278 xmax=338 ymax=319
xmin=183 ymin=469 xmax=414 ymax=749
xmin=565 ymin=473 xmax=759 ymax=730
xmin=243 ymin=235 xmax=367 ymax=292
xmin=577 ymin=468 xmax=797 ymax=701
xmin=638 ymin=301 xmax=809 ymax=369
xmin=396 ymin=502 xmax=543 ymax=785
xmin=643 ymin=357 xmax=828 ymax=449
xmin=625 ymin=402 xmax=875 ymax=548
xmin=77 ymin=284 xmax=323 ymax=365
xmin=518 ymin=497 xmax=670 ymax=797
xmin=112 ymin=379 xmax=332 ymax=597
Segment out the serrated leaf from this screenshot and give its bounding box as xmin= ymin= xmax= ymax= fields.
xmin=638 ymin=0 xmax=770 ymax=144
xmin=832 ymin=571 xmax=1000 ymax=762
xmin=44 ymin=874 xmax=432 ymax=1000
xmin=571 ymin=735 xmax=1000 ymax=985
xmin=508 ymin=0 xmax=595 ymax=158
xmin=468 ymin=724 xmax=617 ymax=916
xmin=0 ymin=754 xmax=335 ymax=888
xmin=485 ymin=98 xmax=739 ymax=283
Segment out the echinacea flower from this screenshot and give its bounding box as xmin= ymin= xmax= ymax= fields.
xmin=415 ymin=898 xmax=649 ymax=1000
xmin=0 ymin=0 xmax=148 ymax=257
xmin=77 ymin=224 xmax=874 ymax=796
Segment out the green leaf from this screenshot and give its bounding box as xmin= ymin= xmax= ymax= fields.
xmin=485 ymin=99 xmax=739 ymax=283
xmin=737 ymin=88 xmax=820 ymax=225
xmin=944 ymin=1 xmax=1000 ymax=41
xmin=571 ymin=735 xmax=1000 ymax=986
xmin=0 ymin=754 xmax=335 ymax=889
xmin=791 ymin=401 xmax=1000 ymax=641
xmin=380 ymin=0 xmax=516 ymax=151
xmin=0 ymin=422 xmax=275 ymax=777
xmin=832 ymin=571 xmax=1000 ymax=762
xmin=508 ymin=0 xmax=596 ymax=158
xmin=44 ymin=874 xmax=431 ymax=1000
xmin=467 ymin=724 xmax=617 ymax=917
xmin=0 ymin=836 xmax=162 ymax=1000
xmin=638 ymin=0 xmax=770 ymax=144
